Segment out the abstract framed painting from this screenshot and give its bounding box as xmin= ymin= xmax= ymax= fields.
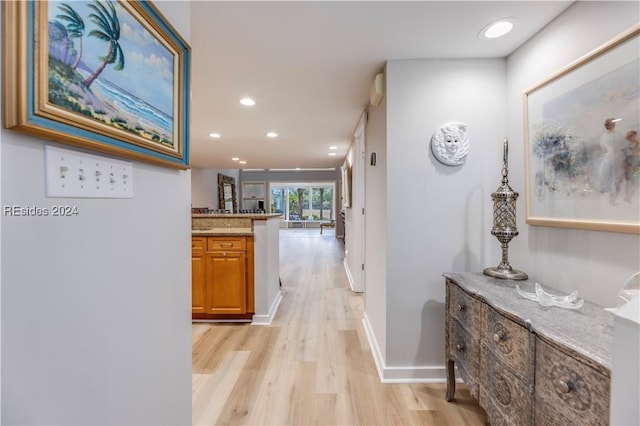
xmin=2 ymin=0 xmax=190 ymax=169
xmin=523 ymin=25 xmax=639 ymax=234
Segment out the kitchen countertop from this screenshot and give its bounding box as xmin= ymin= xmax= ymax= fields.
xmin=191 ymin=213 xmax=282 ymax=220
xmin=192 ymin=228 xmax=253 ymax=236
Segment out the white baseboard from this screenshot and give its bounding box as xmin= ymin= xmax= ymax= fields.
xmin=362 ymin=312 xmax=385 ymax=380
xmin=251 ymin=290 xmax=283 ymax=325
xmin=343 ymin=258 xmax=356 ymax=292
xmin=362 ymin=313 xmax=448 ymax=383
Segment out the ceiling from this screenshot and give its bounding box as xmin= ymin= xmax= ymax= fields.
xmin=189 ymin=1 xmax=573 ymax=170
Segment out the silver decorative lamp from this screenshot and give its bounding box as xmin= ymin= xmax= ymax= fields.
xmin=484 ymin=139 xmax=528 ymax=280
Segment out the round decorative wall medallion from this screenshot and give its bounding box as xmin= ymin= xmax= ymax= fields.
xmin=430 ymin=122 xmax=469 ymax=166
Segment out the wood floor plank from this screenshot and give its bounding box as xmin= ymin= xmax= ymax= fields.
xmin=314 ymin=393 xmax=338 ymax=425
xmin=193 ymin=325 xmax=253 ymax=374
xmin=192 ymin=229 xmax=486 ymax=425
xmin=286 ymin=361 xmax=317 ymax=425
xmin=192 ymin=351 xmax=250 ymax=425
xmin=214 ymin=327 xmax=281 ymax=425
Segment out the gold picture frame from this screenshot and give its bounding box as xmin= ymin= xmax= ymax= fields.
xmin=523 ymin=25 xmax=640 ymax=234
xmin=2 ymin=0 xmax=191 ymax=169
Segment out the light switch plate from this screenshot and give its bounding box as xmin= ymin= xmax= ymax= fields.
xmin=45 ymin=145 xmax=134 ymax=198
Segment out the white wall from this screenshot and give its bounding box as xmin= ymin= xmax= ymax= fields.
xmin=0 ymin=4 xmax=3 ymax=419
xmin=251 ymin=218 xmax=283 ymax=325
xmin=509 ymin=12 xmax=640 ymax=420
xmin=363 ymin=79 xmax=388 ymax=377
xmin=366 ymin=58 xmax=507 ymax=380
xmin=343 ymin=143 xmax=359 ymax=290
xmin=0 ymin=2 xmax=192 ymax=424
xmin=191 ymin=167 xmax=239 ymax=209
xmin=342 ymin=114 xmax=367 ymax=293
xmin=507 ymin=1 xmax=640 ymax=307
xmin=363 ymin=0 xmax=640 ymax=383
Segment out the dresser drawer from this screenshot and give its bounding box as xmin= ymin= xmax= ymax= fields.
xmin=479 ymin=391 xmax=519 ymax=426
xmin=192 ymin=237 xmax=206 ymax=252
xmin=448 ymin=281 xmax=483 ymax=337
xmin=534 ymin=398 xmax=576 ymax=426
xmin=482 ymin=342 xmax=533 ymax=425
xmin=535 ymin=339 xmax=609 ymax=425
xmin=450 ymin=317 xmax=480 ymax=399
xmin=484 ymin=305 xmax=533 ymax=381
xmin=207 ymin=237 xmax=246 ymax=251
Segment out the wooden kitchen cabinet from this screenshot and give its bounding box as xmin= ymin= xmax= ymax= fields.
xmin=192 ymin=235 xmax=255 ymax=320
xmin=191 ymin=252 xmax=206 ymax=314
xmin=191 ymin=237 xmax=206 ymax=314
xmin=205 ymin=251 xmax=246 ymax=314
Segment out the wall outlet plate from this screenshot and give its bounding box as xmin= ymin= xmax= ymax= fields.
xmin=45 ymin=145 xmax=134 ymax=198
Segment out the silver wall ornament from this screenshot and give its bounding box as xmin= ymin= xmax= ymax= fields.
xmin=483 ymin=138 xmax=528 ymax=281
xmin=430 ymin=122 xmax=469 ymax=166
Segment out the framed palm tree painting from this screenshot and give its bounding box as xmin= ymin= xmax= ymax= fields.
xmin=2 ymin=0 xmax=190 ymax=169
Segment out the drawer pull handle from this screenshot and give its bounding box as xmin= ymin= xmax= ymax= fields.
xmin=493 ymin=332 xmax=505 ymax=343
xmin=220 ymin=243 xmax=234 ymax=247
xmin=555 ymin=379 xmax=573 ymax=394
xmin=457 ymin=304 xmax=466 ymax=312
xmin=456 ymin=344 xmax=465 ymax=352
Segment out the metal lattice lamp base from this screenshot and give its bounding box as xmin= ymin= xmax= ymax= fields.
xmin=484 ymin=139 xmax=527 ymax=281
xmin=484 ymin=265 xmax=528 ymax=280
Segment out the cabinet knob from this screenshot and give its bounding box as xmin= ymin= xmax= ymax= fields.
xmin=493 ymin=332 xmax=505 ymax=343
xmin=554 ymin=379 xmax=573 ymax=394
xmin=457 ymin=304 xmax=466 ymax=312
xmin=456 ymin=344 xmax=465 ymax=352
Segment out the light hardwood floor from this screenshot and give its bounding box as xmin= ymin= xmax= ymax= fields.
xmin=192 ymin=228 xmax=487 ymax=425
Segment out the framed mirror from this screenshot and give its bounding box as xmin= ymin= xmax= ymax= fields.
xmin=218 ymin=174 xmax=237 ymax=213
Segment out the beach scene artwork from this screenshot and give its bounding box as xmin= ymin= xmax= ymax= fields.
xmin=47 ymin=0 xmax=175 ymax=150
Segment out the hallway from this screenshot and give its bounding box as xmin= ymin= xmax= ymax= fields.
xmin=192 ymin=229 xmax=486 ymax=425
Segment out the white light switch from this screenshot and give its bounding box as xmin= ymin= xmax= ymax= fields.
xmin=45 ymin=145 xmax=134 ymax=198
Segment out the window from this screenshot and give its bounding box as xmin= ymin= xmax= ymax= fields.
xmin=270 ymin=182 xmax=335 ymax=221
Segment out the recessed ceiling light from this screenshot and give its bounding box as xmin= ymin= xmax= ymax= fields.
xmin=209 ymin=133 xmax=221 ymax=138
xmin=239 ymin=97 xmax=256 ymax=106
xmin=329 ymin=146 xmax=338 ymax=150
xmin=232 ymin=157 xmax=240 ymax=161
xmin=328 ymin=152 xmax=337 ymax=156
xmin=480 ymin=19 xmax=515 ymax=39
xmin=266 ymin=132 xmax=278 ymax=138
xmin=239 ymin=160 xmax=247 ymax=165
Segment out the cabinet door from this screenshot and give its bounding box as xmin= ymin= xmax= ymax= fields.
xmin=191 ymin=253 xmax=206 ymax=314
xmin=205 ymin=252 xmax=247 ymax=314
xmin=242 ymin=181 xmax=266 ymax=210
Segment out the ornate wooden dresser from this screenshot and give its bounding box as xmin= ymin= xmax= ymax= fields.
xmin=444 ymin=272 xmax=613 ymax=425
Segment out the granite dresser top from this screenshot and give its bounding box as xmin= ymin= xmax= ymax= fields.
xmin=444 ymin=272 xmax=614 ymax=374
